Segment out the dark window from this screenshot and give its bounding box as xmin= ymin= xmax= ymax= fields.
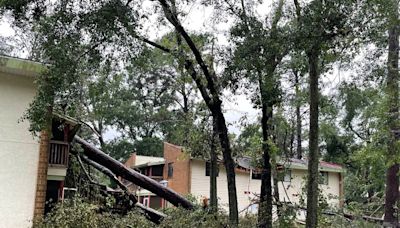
xmin=251 ymin=171 xmax=262 ymax=180
xmin=319 ymin=172 xmax=329 ymax=185
xmin=152 ymin=165 xmax=163 ymax=176
xmin=205 ymin=162 xmax=219 ymax=177
xmin=168 ymin=163 xmax=173 ymax=178
xmin=150 ymin=196 xmax=163 ymax=209
xmin=139 ymin=168 xmax=146 ymax=175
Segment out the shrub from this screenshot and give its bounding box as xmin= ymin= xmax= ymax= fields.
xmin=33 ymin=197 xmax=153 ymax=228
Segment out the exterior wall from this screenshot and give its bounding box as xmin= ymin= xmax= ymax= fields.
xmin=277 ymin=169 xmax=341 ymax=207
xmin=320 ymin=172 xmax=341 ymax=206
xmin=124 ymin=153 xmax=136 ymax=168
xmin=190 ymin=161 xmax=342 ymax=214
xmin=0 ymin=71 xmax=40 ymax=227
xmin=190 ymin=160 xmax=261 ymax=213
xmin=163 ymin=142 xmax=190 ymax=195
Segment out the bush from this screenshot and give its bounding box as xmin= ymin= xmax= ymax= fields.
xmin=33 ymin=198 xmax=153 ymax=228
xmin=161 ymin=207 xmax=229 ymax=228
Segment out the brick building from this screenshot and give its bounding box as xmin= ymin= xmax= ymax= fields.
xmin=124 ymin=142 xmax=345 ymax=215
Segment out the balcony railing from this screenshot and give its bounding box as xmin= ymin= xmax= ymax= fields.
xmin=49 ymin=140 xmax=70 ymax=167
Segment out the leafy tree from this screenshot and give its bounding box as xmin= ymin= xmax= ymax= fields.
xmin=293 ymin=0 xmax=356 ymax=226
xmin=227 ymin=0 xmax=288 ymax=225
xmin=0 ymin=0 xmax=240 ymax=224
xmin=383 ymin=0 xmax=399 ymax=225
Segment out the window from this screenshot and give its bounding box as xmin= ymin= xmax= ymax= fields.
xmin=152 ymin=165 xmax=163 ymax=177
xmin=205 ymin=162 xmax=219 ymax=176
xmin=143 ymin=197 xmax=150 ymax=207
xmin=168 ymin=163 xmax=173 ymax=178
xmin=319 ymin=172 xmax=329 ymax=185
xmin=277 ymin=170 xmax=291 ymax=182
xmin=283 ymin=170 xmax=292 ymax=182
xmin=251 ymin=171 xmax=262 ymax=180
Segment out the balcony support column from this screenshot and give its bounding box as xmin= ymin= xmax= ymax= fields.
xmin=33 ymin=129 xmax=50 ymax=219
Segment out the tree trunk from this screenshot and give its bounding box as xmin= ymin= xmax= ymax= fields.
xmin=290 ymin=118 xmax=295 ymax=157
xmin=384 ymin=2 xmax=399 ymax=226
xmin=214 ymin=110 xmax=239 ymax=225
xmin=305 ymin=48 xmax=320 ymax=228
xmin=77 ymin=154 xmax=166 ymax=224
xmin=258 ymin=75 xmax=273 ymax=228
xmin=295 ymin=71 xmax=303 ymax=159
xmin=210 ymin=119 xmax=218 ymax=212
xmin=159 ymin=1 xmax=239 ymax=224
xmin=74 ymin=135 xmax=194 ymax=210
xmin=272 ymin=159 xmax=281 ymax=218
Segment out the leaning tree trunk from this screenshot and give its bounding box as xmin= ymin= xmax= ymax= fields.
xmin=210 ymin=119 xmax=218 ymax=212
xmin=213 ymin=109 xmax=239 ymax=224
xmin=384 ymin=1 xmax=400 ymax=226
xmin=258 ymin=75 xmax=273 ymax=228
xmin=305 ymin=47 xmax=320 ymax=228
xmin=74 ymin=135 xmax=194 ymax=210
xmin=159 ymin=1 xmax=239 ymax=224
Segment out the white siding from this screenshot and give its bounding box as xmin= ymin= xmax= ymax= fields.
xmin=0 ymin=72 xmax=39 ymax=228
xmin=190 ymin=160 xmax=261 ymax=213
xmin=190 ymin=160 xmax=341 ymax=215
xmin=278 ymin=170 xmax=341 ymax=207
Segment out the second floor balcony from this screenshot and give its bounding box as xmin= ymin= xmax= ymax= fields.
xmin=48 ymin=140 xmax=69 ymax=168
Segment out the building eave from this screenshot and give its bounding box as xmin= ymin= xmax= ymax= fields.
xmin=133 ymin=161 xmax=165 ymax=169
xmin=0 ymin=55 xmax=45 ymax=77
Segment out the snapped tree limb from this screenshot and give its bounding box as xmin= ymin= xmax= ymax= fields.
xmin=73 ymin=135 xmax=194 ymax=210
xmin=76 ymin=154 xmax=166 ymax=224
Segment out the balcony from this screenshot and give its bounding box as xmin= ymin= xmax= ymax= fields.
xmin=48 ymin=140 xmax=70 ymax=168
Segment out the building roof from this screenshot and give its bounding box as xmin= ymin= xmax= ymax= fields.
xmin=236 ymin=156 xmax=344 ymax=173
xmin=284 ymin=158 xmax=344 ymax=173
xmin=134 ymin=155 xmax=165 ymax=168
xmin=0 ymin=55 xmax=45 ymax=77
xmin=127 ymin=142 xmax=344 ymax=173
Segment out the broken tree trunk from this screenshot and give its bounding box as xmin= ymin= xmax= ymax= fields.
xmin=77 ymin=154 xmax=166 ymax=224
xmin=74 ymin=135 xmax=194 ymax=210
xmin=72 ymin=151 xmax=166 ymax=223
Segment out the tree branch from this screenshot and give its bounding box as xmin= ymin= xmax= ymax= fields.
xmin=77 ymin=153 xmax=167 ymax=223
xmin=158 ymin=0 xmax=220 ymax=105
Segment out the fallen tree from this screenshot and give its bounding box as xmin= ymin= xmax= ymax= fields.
xmin=75 ymin=153 xmax=166 ymax=224
xmin=73 ymin=135 xmax=193 ymax=211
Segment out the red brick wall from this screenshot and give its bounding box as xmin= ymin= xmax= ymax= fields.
xmin=163 ymin=142 xmax=190 ymax=195
xmin=33 ymin=130 xmax=50 ymax=219
xmin=124 ymin=152 xmax=136 ymax=168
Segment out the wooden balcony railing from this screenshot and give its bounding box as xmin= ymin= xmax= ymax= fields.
xmin=49 ymin=140 xmax=70 ymax=167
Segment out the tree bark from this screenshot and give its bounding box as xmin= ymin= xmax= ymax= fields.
xmin=74 ymin=135 xmax=194 ymax=210
xmin=305 ymin=47 xmax=320 ymax=228
xmin=210 ymin=118 xmax=218 ymax=212
xmin=384 ymin=2 xmax=400 ymax=226
xmin=258 ymin=75 xmax=273 ymax=228
xmin=272 ymin=160 xmax=281 ymax=218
